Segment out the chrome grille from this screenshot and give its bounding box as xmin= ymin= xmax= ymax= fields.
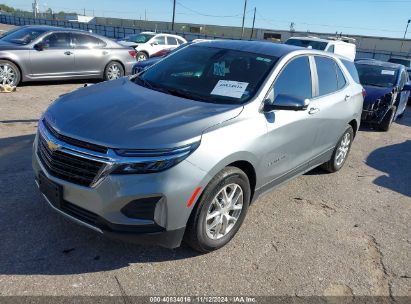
xmin=37 ymin=134 xmax=106 ymax=187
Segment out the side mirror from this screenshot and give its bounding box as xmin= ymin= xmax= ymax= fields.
xmin=151 ymin=41 xmax=158 ymax=46
xmin=34 ymin=42 xmax=45 ymax=51
xmin=263 ymin=94 xmax=310 ymax=112
xmin=402 ymin=82 xmax=411 ymax=91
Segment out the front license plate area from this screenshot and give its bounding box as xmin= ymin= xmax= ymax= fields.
xmin=38 ymin=173 xmax=62 ymax=208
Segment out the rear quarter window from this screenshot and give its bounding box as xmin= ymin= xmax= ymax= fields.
xmin=341 ymin=59 xmax=360 ymax=83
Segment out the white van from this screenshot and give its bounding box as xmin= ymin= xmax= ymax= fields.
xmin=285 ymin=36 xmax=356 ymax=61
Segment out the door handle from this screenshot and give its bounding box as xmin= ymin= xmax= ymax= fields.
xmin=308 ymin=107 xmax=320 ymax=115
xmin=344 ymin=94 xmax=351 ymax=101
xmin=64 ymin=51 xmax=73 ymax=56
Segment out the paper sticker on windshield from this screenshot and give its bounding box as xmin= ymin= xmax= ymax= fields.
xmin=381 ymin=70 xmax=395 ymax=75
xmin=213 ymin=62 xmax=229 ymax=76
xmin=211 ymin=80 xmax=249 ymax=98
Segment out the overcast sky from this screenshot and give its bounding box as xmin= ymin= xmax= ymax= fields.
xmin=3 ymin=0 xmax=411 ymax=38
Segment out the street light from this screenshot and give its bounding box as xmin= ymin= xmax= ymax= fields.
xmin=400 ymin=19 xmax=411 ymax=53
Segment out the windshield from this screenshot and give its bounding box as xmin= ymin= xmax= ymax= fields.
xmin=133 ymin=45 xmax=278 ymax=104
xmin=285 ymin=39 xmax=328 ymax=50
xmin=1 ymin=27 xmax=47 ymax=45
xmin=356 ymin=63 xmax=398 ymax=87
xmin=388 ymin=58 xmax=411 ymax=67
xmin=123 ymin=34 xmax=154 ymax=43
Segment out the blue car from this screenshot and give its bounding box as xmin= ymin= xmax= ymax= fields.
xmin=355 ymin=59 xmax=411 ymax=131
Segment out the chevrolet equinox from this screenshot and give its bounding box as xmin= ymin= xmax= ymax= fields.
xmin=33 ymin=40 xmax=363 ymax=252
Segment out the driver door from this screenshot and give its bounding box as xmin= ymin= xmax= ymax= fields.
xmin=260 ymin=55 xmax=319 ymax=186
xmin=29 ymin=32 xmax=74 ymax=78
xmin=149 ymin=35 xmax=167 ymax=56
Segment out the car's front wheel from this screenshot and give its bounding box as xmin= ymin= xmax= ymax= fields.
xmin=322 ymin=125 xmax=354 ymax=173
xmin=184 ymin=167 xmax=251 ymax=253
xmin=0 ymin=60 xmax=21 ymax=87
xmin=104 ymin=61 xmax=124 ymax=81
xmin=378 ymin=106 xmax=396 ymax=131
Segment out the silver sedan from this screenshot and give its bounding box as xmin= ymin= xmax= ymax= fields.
xmin=0 ymin=25 xmax=137 ymax=86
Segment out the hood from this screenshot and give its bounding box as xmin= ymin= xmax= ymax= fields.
xmin=363 ymin=85 xmax=393 ymax=107
xmin=0 ymin=40 xmax=26 ymax=50
xmin=45 ymin=78 xmax=243 ymax=149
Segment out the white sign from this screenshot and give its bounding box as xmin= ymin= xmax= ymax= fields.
xmin=211 ymin=80 xmax=249 ymax=99
xmin=381 ymin=70 xmax=395 ymax=75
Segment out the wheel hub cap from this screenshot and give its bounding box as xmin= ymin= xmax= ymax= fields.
xmin=0 ymin=64 xmax=16 ymax=85
xmin=335 ymin=133 xmax=351 ymax=166
xmin=205 ymin=183 xmax=244 ymax=240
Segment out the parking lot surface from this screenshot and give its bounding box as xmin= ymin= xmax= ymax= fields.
xmin=0 ymin=33 xmax=410 ymax=298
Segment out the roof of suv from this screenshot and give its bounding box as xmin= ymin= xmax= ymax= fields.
xmin=194 ymin=40 xmax=302 ymax=58
xmin=356 ymin=59 xmax=403 ymax=69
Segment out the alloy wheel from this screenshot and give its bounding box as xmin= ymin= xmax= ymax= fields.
xmin=107 ymin=64 xmax=121 ymax=80
xmin=335 ymin=132 xmax=351 ymax=166
xmin=205 ymin=183 xmax=244 ymax=240
xmin=0 ymin=63 xmax=17 ymax=86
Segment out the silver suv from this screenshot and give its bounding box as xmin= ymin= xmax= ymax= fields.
xmin=33 ymin=41 xmax=363 ymax=252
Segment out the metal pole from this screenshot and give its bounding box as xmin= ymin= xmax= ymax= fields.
xmin=241 ymin=0 xmax=247 ymax=39
xmin=171 ymin=0 xmax=176 ymax=31
xmin=400 ymin=19 xmax=411 ymax=53
xmin=33 ymin=0 xmax=38 ymax=19
xmin=250 ymin=7 xmax=256 ymax=40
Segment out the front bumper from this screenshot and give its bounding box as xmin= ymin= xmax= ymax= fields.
xmin=32 ymin=128 xmax=207 ymax=248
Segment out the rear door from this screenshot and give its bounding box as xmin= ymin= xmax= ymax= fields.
xmin=71 ymin=33 xmax=108 ymax=76
xmin=308 ymin=56 xmax=353 ymax=162
xmin=29 ymin=32 xmax=74 ymax=78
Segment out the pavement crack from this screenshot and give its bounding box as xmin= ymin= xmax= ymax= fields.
xmin=115 ymin=275 xmax=131 ymax=304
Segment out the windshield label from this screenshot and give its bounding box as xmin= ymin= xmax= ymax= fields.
xmin=211 ymin=80 xmax=249 ymax=98
xmin=213 ymin=62 xmax=229 ymax=76
xmin=381 ymin=70 xmax=395 ymax=75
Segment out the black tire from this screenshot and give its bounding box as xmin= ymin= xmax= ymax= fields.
xmin=378 ymin=106 xmax=396 ymax=132
xmin=137 ymin=51 xmax=148 ymax=61
xmin=0 ymin=60 xmax=21 ymax=86
xmin=321 ymin=125 xmax=354 ymax=173
xmin=184 ymin=166 xmax=251 ymax=253
xmin=104 ymin=61 xmax=124 ymax=81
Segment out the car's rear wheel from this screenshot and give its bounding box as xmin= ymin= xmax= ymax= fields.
xmin=104 ymin=61 xmax=124 ymax=81
xmin=0 ymin=60 xmax=20 ymax=86
xmin=321 ymin=125 xmax=354 ymax=173
xmin=184 ymin=166 xmax=250 ymax=253
xmin=137 ymin=51 xmax=148 ymax=61
xmin=378 ymin=106 xmax=396 ymax=132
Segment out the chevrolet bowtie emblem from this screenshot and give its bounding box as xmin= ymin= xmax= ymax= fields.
xmin=47 ymin=140 xmax=60 ymax=151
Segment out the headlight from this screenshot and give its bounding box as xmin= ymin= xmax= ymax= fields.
xmin=111 ymin=142 xmax=200 ymax=174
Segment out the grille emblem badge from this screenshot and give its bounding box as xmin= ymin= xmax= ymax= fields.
xmin=47 ymin=140 xmax=60 ymax=151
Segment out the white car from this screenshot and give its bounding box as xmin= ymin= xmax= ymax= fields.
xmin=285 ymin=36 xmax=356 ymax=61
xmin=117 ymin=32 xmax=187 ymax=61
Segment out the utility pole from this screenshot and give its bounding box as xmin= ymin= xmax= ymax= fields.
xmin=83 ymin=8 xmax=86 ymax=16
xmin=32 ymin=0 xmax=39 ymax=18
xmin=171 ymin=0 xmax=176 ymax=31
xmin=241 ymin=0 xmax=247 ymax=39
xmin=250 ymin=7 xmax=256 ymax=40
xmin=400 ymin=19 xmax=411 ymax=53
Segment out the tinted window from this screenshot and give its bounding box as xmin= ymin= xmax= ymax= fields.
xmin=336 ymin=64 xmax=347 ymax=89
xmin=269 ymin=56 xmax=312 ymax=102
xmin=167 ymin=37 xmax=178 ymax=45
xmin=177 ymin=38 xmax=185 ymax=45
xmin=136 ymin=45 xmax=278 ymax=104
xmin=42 ymin=33 xmax=71 ymax=48
xmin=327 ymin=45 xmax=335 ymax=53
xmin=153 ymin=36 xmax=166 ymax=45
xmin=285 ymin=38 xmax=328 ymax=50
xmin=355 ymin=63 xmax=398 ymax=88
xmin=125 ymin=34 xmax=154 ymax=43
xmin=1 ymin=27 xmax=47 ymax=45
xmin=315 ymin=56 xmax=338 ymax=96
xmin=72 ymin=33 xmax=105 ymax=48
xmin=341 ymin=59 xmax=360 ymax=83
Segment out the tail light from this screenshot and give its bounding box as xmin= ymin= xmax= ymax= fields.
xmin=129 ymin=50 xmax=137 ymax=58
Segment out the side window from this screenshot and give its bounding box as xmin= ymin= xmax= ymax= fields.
xmin=336 ymin=64 xmax=347 ymax=89
xmin=315 ymin=56 xmax=339 ymax=96
xmin=42 ymin=33 xmax=71 ymax=49
xmin=177 ymin=38 xmax=185 ymax=45
xmin=167 ymin=37 xmax=178 ymax=45
xmin=399 ymin=70 xmax=406 ymax=89
xmin=268 ymin=56 xmax=312 ymax=103
xmin=327 ymin=45 xmax=335 ymax=53
xmin=153 ymin=35 xmax=166 ymax=45
xmin=72 ymin=34 xmax=105 ymax=49
xmin=341 ymin=59 xmax=360 ymax=83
